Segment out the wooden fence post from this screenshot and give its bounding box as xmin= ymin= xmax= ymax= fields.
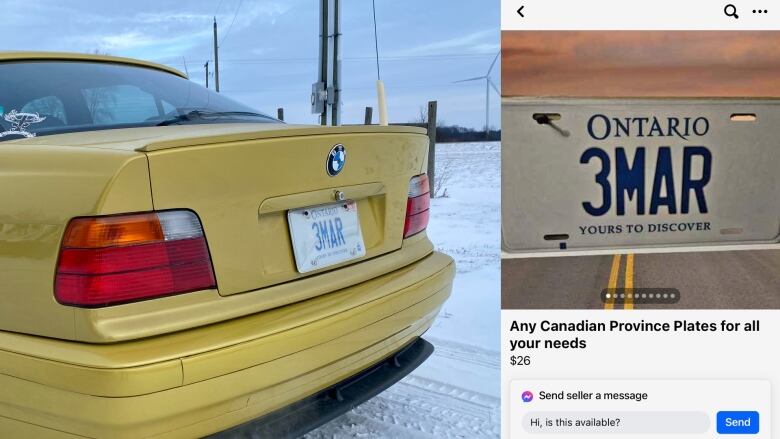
xmin=364 ymin=107 xmax=373 ymax=125
xmin=426 ymin=101 xmax=437 ymax=195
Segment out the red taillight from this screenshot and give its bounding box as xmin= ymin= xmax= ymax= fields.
xmin=55 ymin=210 xmax=216 ymax=307
xmin=403 ymin=174 xmax=430 ymax=238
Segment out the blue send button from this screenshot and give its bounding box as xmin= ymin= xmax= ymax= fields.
xmin=717 ymin=411 xmax=759 ymax=434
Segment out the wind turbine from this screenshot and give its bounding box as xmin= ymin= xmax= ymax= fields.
xmin=454 ymin=51 xmax=500 ymax=137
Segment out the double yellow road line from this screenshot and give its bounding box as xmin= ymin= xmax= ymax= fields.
xmin=604 ymin=253 xmax=634 ymax=310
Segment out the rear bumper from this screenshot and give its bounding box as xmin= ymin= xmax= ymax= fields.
xmin=0 ymin=252 xmax=454 ymax=438
xmin=210 ymin=338 xmax=434 ymax=439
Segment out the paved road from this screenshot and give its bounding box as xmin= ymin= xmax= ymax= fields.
xmin=502 ymin=249 xmax=780 ymax=309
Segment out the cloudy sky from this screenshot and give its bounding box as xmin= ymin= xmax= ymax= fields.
xmin=4 ymin=0 xmax=500 ymax=128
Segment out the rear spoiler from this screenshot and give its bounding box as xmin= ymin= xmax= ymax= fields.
xmin=137 ymin=124 xmax=428 ymax=152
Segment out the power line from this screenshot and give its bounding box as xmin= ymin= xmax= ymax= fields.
xmin=214 ymin=0 xmax=226 ymax=16
xmin=220 ymin=82 xmax=485 ymax=93
xmin=156 ymin=53 xmax=497 ymax=67
xmin=220 ymin=0 xmax=244 ymax=47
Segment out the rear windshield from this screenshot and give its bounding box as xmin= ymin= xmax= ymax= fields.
xmin=0 ymin=60 xmax=277 ymax=141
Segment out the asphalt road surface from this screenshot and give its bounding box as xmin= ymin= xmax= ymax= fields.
xmin=502 ymin=249 xmax=780 ymax=309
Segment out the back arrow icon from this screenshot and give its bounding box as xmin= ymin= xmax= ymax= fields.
xmin=517 ymin=5 xmax=525 ymax=17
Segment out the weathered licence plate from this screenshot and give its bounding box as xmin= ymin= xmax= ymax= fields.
xmin=502 ymin=98 xmax=780 ymax=252
xmin=288 ymin=201 xmax=366 ymax=273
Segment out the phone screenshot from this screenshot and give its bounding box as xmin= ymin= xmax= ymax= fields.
xmin=8 ymin=0 xmax=780 ymax=438
xmin=502 ymin=1 xmax=780 ymax=438
xmin=0 ymin=1 xmax=501 ymax=438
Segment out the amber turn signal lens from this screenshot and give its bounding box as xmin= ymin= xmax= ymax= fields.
xmin=62 ymin=213 xmax=165 ymax=248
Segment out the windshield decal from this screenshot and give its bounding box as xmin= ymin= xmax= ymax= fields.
xmin=0 ymin=110 xmax=46 ymax=138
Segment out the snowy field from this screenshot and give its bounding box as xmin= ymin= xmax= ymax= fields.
xmin=305 ymin=142 xmax=501 ymax=438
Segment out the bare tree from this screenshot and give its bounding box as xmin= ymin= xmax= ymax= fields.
xmin=433 ymin=156 xmax=454 ymax=198
xmin=22 ymin=96 xmax=66 ymax=122
xmin=411 ymin=105 xmax=428 ymax=125
xmin=83 ymin=49 xmax=119 ymax=123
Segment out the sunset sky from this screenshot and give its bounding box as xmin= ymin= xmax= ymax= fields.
xmin=502 ymin=31 xmax=780 ymax=97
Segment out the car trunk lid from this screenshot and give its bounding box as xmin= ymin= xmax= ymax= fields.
xmin=144 ymin=125 xmax=428 ymax=296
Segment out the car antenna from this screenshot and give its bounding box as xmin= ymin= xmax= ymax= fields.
xmin=372 ymin=0 xmax=388 ymax=126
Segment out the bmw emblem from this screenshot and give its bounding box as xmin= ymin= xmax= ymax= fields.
xmin=326 ymin=144 xmax=346 ymax=176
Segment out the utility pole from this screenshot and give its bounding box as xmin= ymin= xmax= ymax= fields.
xmin=311 ymin=0 xmax=341 ymax=125
xmin=330 ymin=0 xmax=341 ymax=126
xmin=213 ymin=18 xmax=220 ymax=93
xmin=313 ymin=0 xmax=329 ymax=125
xmin=204 ymin=61 xmax=209 ymax=89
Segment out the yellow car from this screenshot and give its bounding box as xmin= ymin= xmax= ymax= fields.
xmin=0 ymin=52 xmax=454 ymax=438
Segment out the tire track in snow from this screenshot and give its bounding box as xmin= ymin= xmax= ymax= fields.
xmin=426 ymin=336 xmax=500 ymax=369
xmin=303 ymin=338 xmax=500 ymax=438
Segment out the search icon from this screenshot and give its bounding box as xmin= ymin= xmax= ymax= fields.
xmin=724 ymin=4 xmax=739 ymax=19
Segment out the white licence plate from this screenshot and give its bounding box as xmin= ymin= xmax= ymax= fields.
xmin=287 ymin=201 xmax=366 ymax=273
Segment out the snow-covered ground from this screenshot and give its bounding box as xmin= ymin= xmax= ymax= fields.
xmin=305 ymin=142 xmax=501 ymax=438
